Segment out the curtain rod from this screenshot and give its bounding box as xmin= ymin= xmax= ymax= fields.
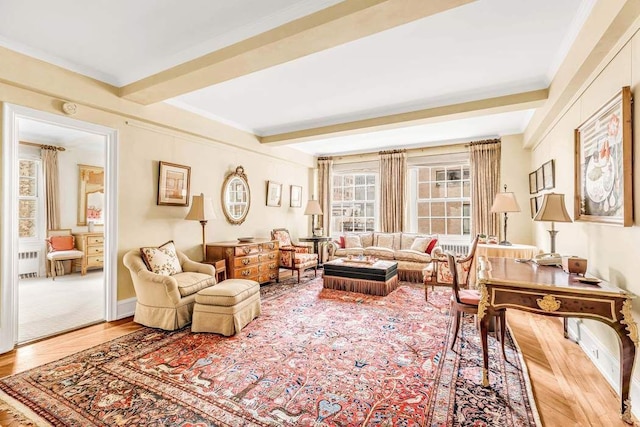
xmin=19 ymin=141 xmax=66 ymax=151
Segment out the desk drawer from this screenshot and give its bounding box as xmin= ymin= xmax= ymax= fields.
xmin=233 ymin=266 xmax=258 ymax=279
xmin=87 ymin=246 xmax=103 ymax=255
xmin=235 ymin=245 xmax=260 ymax=256
xmin=259 ymin=251 xmax=278 ymax=262
xmin=88 ymin=236 xmax=104 ymax=245
xmin=233 ymin=255 xmax=259 ymax=267
xmin=87 ymin=255 xmax=104 ymax=267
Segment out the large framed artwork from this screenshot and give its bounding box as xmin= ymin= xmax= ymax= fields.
xmin=574 ymin=86 xmax=632 ymax=226
xmin=77 ymin=164 xmax=104 ymax=226
xmin=157 ymin=161 xmax=191 ymax=206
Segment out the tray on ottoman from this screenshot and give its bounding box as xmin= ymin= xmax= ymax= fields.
xmin=323 ymin=259 xmax=399 ymax=296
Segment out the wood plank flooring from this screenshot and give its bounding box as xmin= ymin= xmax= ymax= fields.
xmin=0 ymin=281 xmax=635 ymax=426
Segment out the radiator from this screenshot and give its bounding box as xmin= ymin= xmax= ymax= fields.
xmin=18 ymin=250 xmax=40 ymax=279
xmin=439 ymin=243 xmax=470 ymax=255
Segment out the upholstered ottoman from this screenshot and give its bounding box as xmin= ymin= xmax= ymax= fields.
xmin=191 ymin=279 xmax=261 ymax=336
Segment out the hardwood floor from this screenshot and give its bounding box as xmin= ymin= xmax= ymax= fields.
xmin=0 ymin=283 xmax=635 ymax=426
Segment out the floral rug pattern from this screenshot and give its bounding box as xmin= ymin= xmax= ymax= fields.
xmin=0 ymin=278 xmax=539 ymax=426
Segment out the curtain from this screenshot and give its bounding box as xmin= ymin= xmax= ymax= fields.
xmin=379 ymin=149 xmax=406 ymax=232
xmin=41 ymin=147 xmax=60 ymax=230
xmin=317 ymin=157 xmax=333 ymax=234
xmin=469 ymin=139 xmax=501 ymax=237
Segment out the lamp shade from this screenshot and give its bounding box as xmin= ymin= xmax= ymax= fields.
xmin=185 ymin=193 xmax=216 ymax=221
xmin=490 ymin=192 xmax=521 ymax=213
xmin=534 ymin=193 xmax=572 ymax=223
xmin=304 ymin=199 xmax=323 ymax=216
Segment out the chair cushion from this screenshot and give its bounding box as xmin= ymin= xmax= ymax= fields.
xmin=196 ymin=279 xmax=259 ymax=307
xmin=174 ymin=272 xmax=217 ymax=297
xmin=272 ymin=229 xmax=292 ymax=247
xmin=140 ymin=240 xmax=183 ymax=276
xmin=47 ymin=249 xmax=83 ymax=260
xmin=293 ymin=253 xmax=318 ymax=265
xmin=457 ymin=289 xmax=481 ymax=305
xmin=49 ymin=235 xmax=75 ymax=251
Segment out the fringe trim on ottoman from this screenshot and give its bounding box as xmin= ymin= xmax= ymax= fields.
xmin=399 ymin=269 xmax=424 ymax=283
xmin=323 ymin=276 xmax=399 ymax=296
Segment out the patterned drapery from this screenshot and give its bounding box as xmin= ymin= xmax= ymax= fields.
xmin=379 ymin=149 xmax=406 ymax=232
xmin=317 ymin=157 xmax=333 ymax=234
xmin=41 ymin=147 xmax=60 ymax=230
xmin=469 ymin=139 xmax=501 ymax=237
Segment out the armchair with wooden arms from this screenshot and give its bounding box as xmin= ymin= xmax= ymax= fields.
xmin=271 ymin=228 xmax=318 ymax=283
xmin=423 ymin=235 xmax=479 ymax=301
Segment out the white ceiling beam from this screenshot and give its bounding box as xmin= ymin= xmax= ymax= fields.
xmin=119 ymin=0 xmax=475 ymax=105
xmin=260 ymin=89 xmax=548 ymax=145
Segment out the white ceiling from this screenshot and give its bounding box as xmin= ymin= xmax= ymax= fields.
xmin=0 ymin=0 xmax=593 ymax=155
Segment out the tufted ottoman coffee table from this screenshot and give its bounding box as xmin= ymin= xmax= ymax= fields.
xmin=191 ymin=279 xmax=261 ymax=336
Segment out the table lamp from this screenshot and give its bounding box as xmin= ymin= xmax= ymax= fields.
xmin=185 ymin=193 xmax=216 ymax=260
xmin=304 ymin=199 xmax=324 ymax=236
xmin=533 ymin=192 xmax=572 ymax=253
xmin=490 ymin=184 xmax=521 ymax=246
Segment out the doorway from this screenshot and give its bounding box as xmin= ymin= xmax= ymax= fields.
xmin=1 ymin=104 xmax=118 ymax=352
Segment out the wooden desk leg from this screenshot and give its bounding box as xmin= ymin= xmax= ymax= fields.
xmin=615 ymin=323 xmax=637 ymax=423
xmin=480 ymin=314 xmax=490 ymax=387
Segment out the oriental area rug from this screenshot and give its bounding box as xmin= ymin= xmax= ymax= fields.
xmin=0 ymin=277 xmax=540 ymax=426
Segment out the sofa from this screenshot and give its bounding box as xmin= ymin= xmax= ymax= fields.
xmin=327 ymin=232 xmax=440 ymax=282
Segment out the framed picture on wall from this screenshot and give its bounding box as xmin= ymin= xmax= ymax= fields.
xmin=157 ymin=161 xmax=191 ymax=206
xmin=542 ymin=159 xmax=555 ymax=190
xmin=530 ymin=197 xmax=538 ymax=218
xmin=77 ymin=164 xmax=104 ymax=225
xmin=575 ymin=86 xmax=632 ymax=226
xmin=290 ymin=185 xmax=302 ymax=208
xmin=535 ymin=167 xmax=544 ymax=192
xmin=528 ymin=171 xmax=537 ymax=194
xmin=266 ymin=181 xmax=282 ymax=207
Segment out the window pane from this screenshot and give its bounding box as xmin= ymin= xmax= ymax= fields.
xmin=417 ymin=202 xmax=430 ymax=216
xmin=463 ymin=167 xmax=470 ymax=179
xmin=417 ymin=218 xmax=430 ymax=234
xmin=365 ymin=202 xmax=374 ymax=217
xmin=332 ymin=175 xmax=342 ymax=187
xmin=366 ymin=185 xmax=375 ymax=200
xmin=463 ymin=181 xmax=470 ymax=197
xmin=344 ymin=176 xmax=354 ymax=186
xmin=355 ymin=186 xmax=365 ymax=200
xmin=19 ymin=219 xmax=35 ymax=238
xmin=344 ymin=188 xmax=354 ymax=201
xmin=447 ymin=218 xmax=461 ymax=234
xmin=432 ymin=218 xmax=445 ymax=234
xmin=446 ymin=201 xmax=462 ymax=216
xmin=463 ymin=218 xmax=470 ymax=235
xmin=418 ymin=168 xmax=430 ymax=181
xmin=431 ymin=202 xmax=445 ymax=217
xmin=463 ymin=202 xmax=470 ymax=217
xmin=447 ymin=168 xmax=461 ymax=181
xmin=418 ymin=182 xmax=430 ymax=198
xmin=447 ymin=181 xmax=461 ymax=197
xmin=19 ymin=160 xmax=36 ymax=177
xmin=431 ymin=183 xmax=445 ymax=198
xmin=19 ymin=199 xmax=36 ymax=219
xmin=435 ymin=169 xmax=445 ymax=181
xmin=355 ymin=175 xmax=365 ymax=185
xmin=366 ymin=175 xmax=375 ymax=185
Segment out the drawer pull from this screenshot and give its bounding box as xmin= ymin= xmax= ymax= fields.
xmin=242 ymin=247 xmax=251 ymax=255
xmin=269 ymin=254 xmax=276 ymax=259
xmin=241 ymin=270 xmax=251 ymax=276
xmin=269 ymin=263 xmax=277 ymax=269
xmin=242 ymin=259 xmax=250 ymax=265
xmin=536 ymin=295 xmax=561 ymax=312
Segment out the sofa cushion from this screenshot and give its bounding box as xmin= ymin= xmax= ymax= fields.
xmin=410 ymin=237 xmax=431 ymax=252
xmin=339 ymin=236 xmax=345 ymax=248
xmin=345 ymin=235 xmax=363 ymax=248
xmin=140 ymin=240 xmax=183 ymax=276
xmin=359 ymin=232 xmax=374 ymax=248
xmin=426 ymin=238 xmax=439 ymax=254
xmin=364 ymin=247 xmax=395 ymax=259
xmin=174 ymin=272 xmax=217 ymax=297
xmin=375 ymin=233 xmax=395 ymax=249
xmin=394 ymin=249 xmax=431 ymax=263
xmin=334 ymin=248 xmax=365 ymax=257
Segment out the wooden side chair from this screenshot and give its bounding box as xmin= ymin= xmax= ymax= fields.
xmin=46 ymin=229 xmax=85 ymax=280
xmin=271 ymin=228 xmax=318 ymax=283
xmin=423 ymin=234 xmax=480 ymax=300
xmin=447 ymin=252 xmax=506 ymax=356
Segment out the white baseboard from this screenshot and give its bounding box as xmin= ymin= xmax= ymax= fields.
xmin=566 ymin=318 xmax=640 ymax=418
xmin=116 ymin=297 xmax=136 ymax=320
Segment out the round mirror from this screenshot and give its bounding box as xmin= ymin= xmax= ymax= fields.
xmin=221 ymin=166 xmax=250 ymax=225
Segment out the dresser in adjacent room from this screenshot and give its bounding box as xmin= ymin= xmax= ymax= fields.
xmin=73 ymin=232 xmax=104 ymax=275
xmin=206 ymin=239 xmax=279 ymax=284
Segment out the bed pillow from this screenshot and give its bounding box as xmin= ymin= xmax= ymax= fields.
xmin=140 ymin=240 xmax=183 ymax=276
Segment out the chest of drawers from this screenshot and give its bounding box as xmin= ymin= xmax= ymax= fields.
xmin=73 ymin=232 xmax=104 ymax=274
xmin=206 ymin=239 xmax=279 ymax=284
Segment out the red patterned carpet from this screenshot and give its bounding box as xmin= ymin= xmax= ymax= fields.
xmin=0 ymin=277 xmax=539 ymax=426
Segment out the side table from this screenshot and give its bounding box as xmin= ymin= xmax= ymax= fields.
xmin=298 ymin=236 xmax=332 ymax=267
xmin=204 ymin=259 xmax=227 ymax=282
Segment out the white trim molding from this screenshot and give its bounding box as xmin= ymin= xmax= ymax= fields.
xmin=116 ymin=297 xmax=137 ymax=320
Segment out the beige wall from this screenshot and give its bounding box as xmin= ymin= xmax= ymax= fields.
xmin=529 ymin=26 xmax=640 ymax=371
xmin=500 ymin=134 xmax=533 ymax=245
xmin=0 ymin=53 xmax=315 ymax=301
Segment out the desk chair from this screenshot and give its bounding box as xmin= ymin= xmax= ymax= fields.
xmin=447 ymin=252 xmax=506 ymax=356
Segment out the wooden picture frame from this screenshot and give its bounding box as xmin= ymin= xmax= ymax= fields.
xmin=157 ymin=161 xmax=191 ymax=206
xmin=77 ymin=164 xmax=104 ymax=225
xmin=266 ymin=180 xmax=282 ymax=207
xmin=530 ymin=197 xmax=538 ymax=218
xmin=574 ymin=86 xmax=632 ymax=226
xmin=542 ymin=159 xmax=555 ymax=190
xmin=290 ymin=185 xmax=302 ymax=208
xmin=535 ymin=167 xmax=544 ymax=192
xmin=528 ymin=171 xmax=537 ymax=194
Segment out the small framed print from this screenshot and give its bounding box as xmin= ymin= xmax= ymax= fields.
xmin=530 ymin=197 xmax=538 ymax=218
xmin=542 ymin=159 xmax=555 ymax=190
xmin=157 ymin=161 xmax=190 ymax=206
xmin=528 ymin=171 xmax=537 ymax=194
xmin=536 ymin=167 xmax=544 ymax=192
xmin=290 ymin=185 xmax=302 ymax=208
xmin=266 ymin=180 xmax=283 ymax=207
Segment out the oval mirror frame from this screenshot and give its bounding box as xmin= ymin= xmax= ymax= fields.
xmin=221 ymin=166 xmax=251 ymax=225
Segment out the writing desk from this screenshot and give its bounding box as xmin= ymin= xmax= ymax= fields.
xmin=477 ymin=257 xmax=638 ymax=424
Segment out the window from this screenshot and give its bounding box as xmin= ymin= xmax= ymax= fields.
xmin=413 ymin=164 xmax=471 ymax=236
xmin=331 ymin=173 xmax=377 ymax=234
xmin=18 ymin=158 xmax=39 ymax=239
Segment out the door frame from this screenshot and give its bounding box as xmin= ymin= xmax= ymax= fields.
xmin=1 ymin=103 xmax=119 ymax=353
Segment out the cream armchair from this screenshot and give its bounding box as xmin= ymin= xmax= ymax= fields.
xmin=123 ymin=249 xmax=216 ymax=331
